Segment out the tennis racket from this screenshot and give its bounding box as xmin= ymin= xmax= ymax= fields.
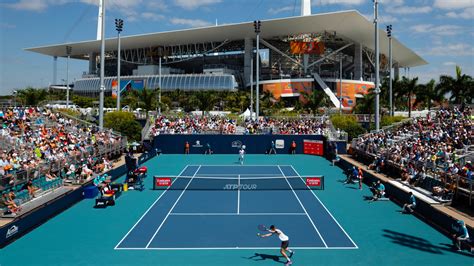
xmin=257 ymin=224 xmax=268 ymax=236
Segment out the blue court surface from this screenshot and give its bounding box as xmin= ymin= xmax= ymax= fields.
xmin=1 ymin=155 xmax=472 ymax=266
xmin=115 ymin=165 xmax=356 ymax=250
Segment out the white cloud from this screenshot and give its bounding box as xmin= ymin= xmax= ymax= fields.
xmin=387 ymin=6 xmax=432 ymax=15
xmin=446 ymin=7 xmax=474 ymax=19
xmin=443 ymin=62 xmax=457 ymax=66
xmin=174 ymin=0 xmax=221 ymax=10
xmin=141 ymin=12 xmax=165 ymax=21
xmin=316 ymin=0 xmax=365 ymax=5
xmin=434 ymin=0 xmax=474 ymax=10
xmin=410 ymin=24 xmax=465 ymax=36
xmin=4 ymin=0 xmax=49 ymax=12
xmin=420 ymin=43 xmax=474 ymax=56
xmin=379 ymin=14 xmax=399 ymax=23
xmin=170 ymin=18 xmax=213 ymax=28
xmin=268 ymin=6 xmax=294 ymax=15
xmin=379 ymin=0 xmax=404 ymax=6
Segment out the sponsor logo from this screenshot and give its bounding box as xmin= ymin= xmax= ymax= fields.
xmin=192 ymin=140 xmax=203 ymax=148
xmin=6 ymin=225 xmax=19 ymax=239
xmin=306 ymin=177 xmax=321 ymax=187
xmin=275 ymin=139 xmax=285 ymax=149
xmin=155 ymin=177 xmax=172 ymax=187
xmin=231 ymin=140 xmax=243 ymax=148
xmin=223 ymin=184 xmax=258 ymax=190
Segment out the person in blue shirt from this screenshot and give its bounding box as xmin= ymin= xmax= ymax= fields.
xmin=453 ymin=220 xmax=472 ymax=252
xmin=371 ymin=181 xmax=385 ymax=201
xmin=402 ymin=192 xmax=416 ymax=214
xmin=268 ymin=141 xmax=277 ymax=154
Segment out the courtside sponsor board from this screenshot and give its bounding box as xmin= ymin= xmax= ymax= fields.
xmin=275 ymin=139 xmax=285 ymax=149
xmin=6 ymin=225 xmax=19 ymax=239
xmin=155 ymin=177 xmax=172 ymax=187
xmin=306 ymin=177 xmax=321 ymax=187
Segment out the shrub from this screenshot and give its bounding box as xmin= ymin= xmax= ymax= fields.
xmin=330 ymin=114 xmax=366 ymax=140
xmin=104 ymin=111 xmax=142 ymax=141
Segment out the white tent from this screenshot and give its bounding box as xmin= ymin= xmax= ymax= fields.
xmin=240 ymin=108 xmax=256 ymax=118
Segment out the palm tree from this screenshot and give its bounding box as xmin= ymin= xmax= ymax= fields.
xmin=437 ymin=66 xmax=473 ymax=105
xmin=301 ymin=89 xmax=327 ymax=114
xmin=398 ymin=77 xmax=419 ymax=118
xmin=16 ymin=87 xmax=48 ymax=106
xmin=413 ymin=79 xmax=442 ymax=111
xmin=129 ymin=87 xmax=159 ymax=115
xmin=190 ymin=91 xmax=218 ymax=115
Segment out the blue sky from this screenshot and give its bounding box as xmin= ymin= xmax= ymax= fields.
xmin=0 ymin=0 xmax=473 ymax=95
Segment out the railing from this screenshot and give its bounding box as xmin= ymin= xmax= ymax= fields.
xmin=352 ymin=144 xmax=474 ymax=205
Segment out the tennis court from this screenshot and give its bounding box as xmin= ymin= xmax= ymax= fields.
xmin=1 ymin=155 xmax=472 ymax=266
xmin=115 ymin=165 xmax=356 ymax=250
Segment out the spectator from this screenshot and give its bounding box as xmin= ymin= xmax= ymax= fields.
xmin=402 ymin=192 xmax=416 ymax=214
xmin=22 ymin=179 xmax=38 ymax=198
xmin=452 ymin=220 xmax=472 ymax=252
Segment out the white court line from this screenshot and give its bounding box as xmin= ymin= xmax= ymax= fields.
xmin=115 ymin=246 xmax=358 ymax=250
xmin=237 ymin=174 xmax=240 ymax=214
xmin=114 ymin=165 xmax=191 ymax=250
xmin=177 ymin=176 xmax=295 ymax=180
xmin=186 ymin=165 xmax=284 ymax=167
xmin=145 ymin=165 xmax=202 ymax=248
xmin=277 ymin=165 xmax=328 ymax=248
xmin=289 ymin=165 xmax=359 ymax=249
xmin=169 ymin=213 xmax=307 ymax=216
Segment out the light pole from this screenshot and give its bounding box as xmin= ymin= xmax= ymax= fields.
xmin=253 ymin=20 xmax=261 ymax=121
xmin=387 ymin=24 xmax=393 ymax=116
xmin=158 ymin=56 xmax=162 ymax=115
xmin=98 ymin=0 xmax=106 ymax=129
xmin=12 ymin=90 xmax=17 ymax=108
xmin=339 ymin=56 xmax=343 ymax=114
xmin=250 ymin=57 xmax=254 ymax=120
xmin=115 ymin=18 xmax=123 ymax=111
xmin=66 ymin=46 xmax=72 ymax=108
xmin=374 ymin=0 xmax=380 ymax=131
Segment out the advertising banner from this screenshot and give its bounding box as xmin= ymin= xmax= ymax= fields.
xmin=290 ymin=41 xmax=325 ymax=55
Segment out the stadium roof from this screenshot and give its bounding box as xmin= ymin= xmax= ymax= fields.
xmin=24 ymin=10 xmax=427 ymax=67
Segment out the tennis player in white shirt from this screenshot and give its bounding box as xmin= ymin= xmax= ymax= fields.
xmin=259 ymin=225 xmax=294 ymax=265
xmin=238 ymin=145 xmax=246 ymax=165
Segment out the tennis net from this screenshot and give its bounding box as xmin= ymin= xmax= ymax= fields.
xmin=153 ymin=175 xmax=324 ymax=190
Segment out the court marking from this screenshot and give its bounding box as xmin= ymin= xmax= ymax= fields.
xmin=114 ymin=165 xmax=190 ymax=250
xmin=178 ymin=175 xmax=301 ymax=179
xmin=145 ymin=165 xmax=202 ymax=248
xmin=116 ymin=246 xmax=359 ymax=250
xmin=289 ymin=165 xmax=359 ymax=249
xmin=237 ymin=174 xmax=240 ymax=214
xmin=277 ymin=165 xmax=328 ymax=248
xmin=169 ymin=213 xmax=307 ymax=216
xmin=115 ymin=164 xmax=357 ymax=250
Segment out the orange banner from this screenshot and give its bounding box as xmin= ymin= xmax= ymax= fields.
xmin=290 ymin=41 xmax=325 ymax=55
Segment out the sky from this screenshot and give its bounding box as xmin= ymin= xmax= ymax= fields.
xmin=0 ymin=0 xmax=473 ymax=95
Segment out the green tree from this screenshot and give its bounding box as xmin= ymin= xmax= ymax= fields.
xmin=301 ymin=89 xmax=327 ymax=114
xmin=437 ymin=65 xmax=473 ymax=105
xmin=72 ymin=95 xmax=94 ymax=108
xmin=104 ymin=111 xmax=142 ymax=141
xmin=16 ymin=87 xmax=48 ymax=106
xmin=397 ymin=77 xmax=419 ymax=118
xmin=190 ymin=91 xmax=218 ymax=115
xmin=330 ymin=114 xmax=366 ymax=140
xmin=413 ymin=79 xmax=442 ymax=111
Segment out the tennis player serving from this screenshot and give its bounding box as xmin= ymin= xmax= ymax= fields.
xmin=258 ymin=225 xmax=294 ymax=265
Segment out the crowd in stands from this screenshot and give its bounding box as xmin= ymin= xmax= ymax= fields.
xmin=353 ymin=107 xmax=473 ymax=201
xmin=149 ymin=115 xmax=328 ymax=136
xmin=0 ymin=107 xmax=124 ymax=215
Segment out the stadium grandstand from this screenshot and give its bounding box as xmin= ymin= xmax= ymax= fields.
xmin=25 ymin=7 xmax=426 ymax=110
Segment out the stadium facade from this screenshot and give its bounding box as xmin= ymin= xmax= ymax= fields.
xmin=25 ymin=2 xmax=426 ymax=109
